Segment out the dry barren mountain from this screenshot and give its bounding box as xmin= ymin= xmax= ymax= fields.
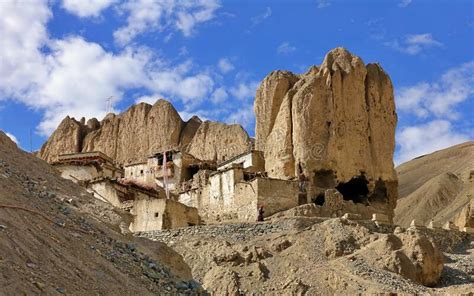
xmin=395 ymin=141 xmax=474 ymax=228
xmin=0 ymin=131 xmax=204 ymax=295
xmin=39 ymin=99 xmax=251 ymax=165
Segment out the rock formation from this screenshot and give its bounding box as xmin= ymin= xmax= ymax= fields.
xmin=254 ymin=47 xmax=398 ymax=219
xmin=186 ymin=121 xmax=251 ymax=163
xmin=39 ymin=99 xmax=251 ymax=165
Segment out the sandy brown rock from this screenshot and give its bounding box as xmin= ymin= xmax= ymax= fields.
xmin=396 ymin=230 xmax=444 ymax=286
xmin=256 ymin=47 xmax=398 ymax=219
xmin=454 ymin=198 xmax=474 ymax=228
xmin=254 ymin=70 xmax=299 ymax=151
xmin=38 ymin=116 xmax=86 ymax=162
xmin=39 ymin=99 xmax=249 ymax=165
xmin=264 ymin=91 xmax=296 ymax=179
xmin=180 ymin=116 xmax=202 ymax=148
xmin=82 ymin=100 xmax=184 ymax=164
xmin=186 ymin=121 xmax=251 ymax=163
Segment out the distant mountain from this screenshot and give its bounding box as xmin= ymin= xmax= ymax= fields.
xmin=394 ymin=141 xmax=474 ymax=228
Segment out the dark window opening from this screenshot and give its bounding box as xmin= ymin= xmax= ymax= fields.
xmin=368 ymin=179 xmax=388 ymax=203
xmin=244 ymin=172 xmax=255 ymax=181
xmin=154 ymin=212 xmax=159 ymax=218
xmin=140 ymin=169 xmax=144 ymax=175
xmin=313 ymin=193 xmax=325 ymax=206
xmin=336 ymin=176 xmax=369 ymax=203
xmin=188 ymin=222 xmax=196 ymax=226
xmin=156 ymin=151 xmax=174 ymax=165
xmin=184 ymin=165 xmax=200 ymax=181
xmin=314 ymin=169 xmax=336 ymax=189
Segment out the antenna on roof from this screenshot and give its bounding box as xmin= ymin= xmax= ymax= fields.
xmin=105 ymin=96 xmax=113 ymax=114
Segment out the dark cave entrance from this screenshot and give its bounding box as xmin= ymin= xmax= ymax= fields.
xmin=313 ymin=193 xmax=325 ymax=206
xmin=368 ymin=179 xmax=388 ymax=203
xmin=336 ymin=176 xmax=369 ymax=204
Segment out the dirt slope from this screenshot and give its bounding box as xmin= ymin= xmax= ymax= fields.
xmin=0 ymin=130 xmax=203 ymax=295
xmin=395 ymin=141 xmax=474 ymax=227
xmin=140 ymin=217 xmax=473 ymax=295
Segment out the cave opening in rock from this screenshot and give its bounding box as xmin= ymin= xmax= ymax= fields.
xmin=336 ymin=176 xmax=369 ymax=203
xmin=313 ymin=193 xmax=325 ymax=206
xmin=368 ymin=179 xmax=388 ymax=203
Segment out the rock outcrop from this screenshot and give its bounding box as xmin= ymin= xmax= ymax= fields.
xmin=39 ymin=116 xmax=96 ymax=162
xmin=255 ymin=47 xmax=398 ymax=219
xmin=352 ymin=229 xmax=444 ymax=287
xmin=186 ymin=121 xmax=251 ymax=163
xmin=39 ymin=99 xmax=251 ymax=165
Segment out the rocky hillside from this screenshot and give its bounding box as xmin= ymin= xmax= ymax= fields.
xmin=395 ymin=141 xmax=474 ymax=228
xmin=139 ymin=217 xmax=473 ymax=295
xmin=39 ymin=99 xmax=251 ymax=165
xmin=254 ymin=47 xmax=398 ymax=218
xmin=0 ymin=131 xmax=204 ymax=295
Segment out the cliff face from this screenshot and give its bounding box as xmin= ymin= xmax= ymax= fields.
xmin=39 ymin=99 xmax=251 ymax=165
xmin=186 ymin=121 xmax=251 ymax=163
xmin=254 ymin=47 xmax=398 ymax=219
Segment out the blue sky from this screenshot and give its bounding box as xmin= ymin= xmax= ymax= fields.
xmin=0 ymin=0 xmax=473 ymax=164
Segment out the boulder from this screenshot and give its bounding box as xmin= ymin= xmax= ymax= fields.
xmin=351 ymin=229 xmax=444 ymax=287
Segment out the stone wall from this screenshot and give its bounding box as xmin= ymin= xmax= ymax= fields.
xmin=129 ymin=198 xmax=199 ymax=232
xmin=255 ymin=178 xmax=300 ymax=217
xmin=217 ymin=150 xmax=265 ymax=173
xmin=88 ymin=180 xmax=124 ymax=207
xmin=56 ymin=164 xmax=100 ymax=182
xmin=124 ymin=163 xmax=150 ymax=184
xmin=178 ymin=168 xmax=299 ymax=223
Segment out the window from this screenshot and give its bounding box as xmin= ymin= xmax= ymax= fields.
xmin=154 ymin=212 xmax=159 ymax=218
xmin=140 ymin=169 xmax=144 ymax=176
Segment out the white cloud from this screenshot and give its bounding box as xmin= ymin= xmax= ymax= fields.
xmin=396 ymin=120 xmax=469 ymax=164
xmin=135 ymin=95 xmax=162 ymax=105
xmin=251 ymin=7 xmax=271 ymax=25
xmin=61 ymin=0 xmax=116 ymax=18
xmin=146 ymin=60 xmax=214 ymax=106
xmin=229 ymin=81 xmax=259 ymax=100
xmin=218 ymin=58 xmax=234 ymax=73
xmin=0 ymin=0 xmax=51 ymax=100
xmin=226 ymin=103 xmax=254 ymax=131
xmin=0 ymin=1 xmax=216 ymax=135
xmin=385 ymin=33 xmax=443 ymax=55
xmin=316 ymin=0 xmax=331 ymax=9
xmin=397 ymin=61 xmax=474 ymax=119
xmin=398 ymin=0 xmax=412 ymax=8
xmin=37 ymin=37 xmax=151 ymax=135
xmin=5 ymin=132 xmax=19 ymax=145
xmin=211 ymin=87 xmax=228 ymax=103
xmin=114 ymin=0 xmax=221 ymax=46
xmin=277 ymin=42 xmax=296 ymax=55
